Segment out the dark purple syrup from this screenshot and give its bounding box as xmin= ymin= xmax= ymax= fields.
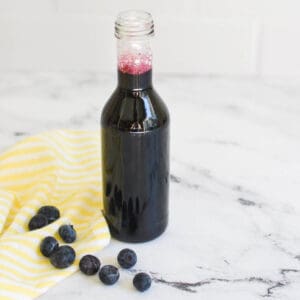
xmin=101 ymin=69 xmax=169 ymax=242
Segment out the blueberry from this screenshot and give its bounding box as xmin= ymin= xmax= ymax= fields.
xmin=38 ymin=206 xmax=60 ymax=223
xmin=28 ymin=214 xmax=48 ymax=230
xmin=50 ymin=245 xmax=76 ymax=269
xmin=99 ymin=265 xmax=120 ymax=285
xmin=117 ymin=248 xmax=137 ymax=269
xmin=40 ymin=236 xmax=59 ymax=257
xmin=79 ymin=255 xmax=101 ymax=275
xmin=133 ymin=273 xmax=152 ymax=292
xmin=58 ymin=224 xmax=76 ymax=243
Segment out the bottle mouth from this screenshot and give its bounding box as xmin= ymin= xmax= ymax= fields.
xmin=115 ymin=10 xmax=154 ymax=39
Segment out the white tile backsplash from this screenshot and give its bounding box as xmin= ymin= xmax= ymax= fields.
xmin=58 ymin=0 xmax=195 ymax=17
xmin=0 ymin=0 xmax=299 ymax=77
xmin=261 ymin=22 xmax=300 ymax=77
xmin=0 ymin=15 xmax=115 ymax=72
xmin=194 ymin=0 xmax=300 ymax=19
xmin=154 ymin=18 xmax=257 ymax=75
xmin=0 ymin=0 xmax=57 ymax=13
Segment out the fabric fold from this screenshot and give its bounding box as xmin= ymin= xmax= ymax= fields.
xmin=0 ymin=130 xmax=110 ymax=299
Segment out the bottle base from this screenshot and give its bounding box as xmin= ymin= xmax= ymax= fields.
xmin=107 ymin=218 xmax=168 ymax=243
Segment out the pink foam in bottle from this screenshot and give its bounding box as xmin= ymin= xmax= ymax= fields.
xmin=118 ymin=53 xmax=152 ymax=75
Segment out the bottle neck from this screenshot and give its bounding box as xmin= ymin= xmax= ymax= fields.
xmin=118 ymin=69 xmax=152 ymax=90
xmin=116 ymin=38 xmax=153 ymax=90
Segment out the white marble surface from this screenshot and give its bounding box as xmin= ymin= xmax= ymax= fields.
xmin=0 ymin=72 xmax=300 ymax=299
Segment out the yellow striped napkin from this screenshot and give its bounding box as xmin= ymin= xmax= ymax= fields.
xmin=0 ymin=130 xmax=110 ymax=299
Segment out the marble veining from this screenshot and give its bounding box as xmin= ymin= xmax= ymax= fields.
xmin=0 ymin=72 xmax=299 ymax=299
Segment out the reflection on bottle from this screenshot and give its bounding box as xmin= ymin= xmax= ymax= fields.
xmin=121 ymin=201 xmax=128 ymax=228
xmin=114 ymin=185 xmax=122 ymax=210
xmin=108 ymin=197 xmax=116 ymax=216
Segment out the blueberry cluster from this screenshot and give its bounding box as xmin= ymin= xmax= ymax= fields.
xmin=29 ymin=207 xmax=151 ymax=291
xmin=79 ymin=249 xmax=152 ymax=292
xmin=29 ymin=206 xmax=77 ymax=269
xmin=28 ymin=206 xmax=60 ymax=230
xmin=40 ymin=225 xmax=76 ymax=269
xmin=40 ymin=222 xmax=77 ymax=268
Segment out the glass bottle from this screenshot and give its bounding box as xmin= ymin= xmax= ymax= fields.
xmin=101 ymin=10 xmax=170 ymax=243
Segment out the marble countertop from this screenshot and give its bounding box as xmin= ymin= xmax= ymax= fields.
xmin=0 ymin=72 xmax=300 ymax=299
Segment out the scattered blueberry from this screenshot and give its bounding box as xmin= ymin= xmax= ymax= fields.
xmin=28 ymin=214 xmax=48 ymax=230
xmin=99 ymin=265 xmax=120 ymax=285
xmin=40 ymin=236 xmax=59 ymax=257
xmin=50 ymin=245 xmax=76 ymax=269
xmin=117 ymin=248 xmax=137 ymax=269
xmin=58 ymin=224 xmax=76 ymax=243
xmin=38 ymin=206 xmax=60 ymax=223
xmin=133 ymin=273 xmax=152 ymax=292
xmin=79 ymin=255 xmax=101 ymax=275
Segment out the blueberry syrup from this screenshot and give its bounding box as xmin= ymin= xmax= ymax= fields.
xmin=101 ymin=11 xmax=169 ymax=243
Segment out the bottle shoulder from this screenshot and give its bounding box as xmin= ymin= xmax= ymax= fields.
xmin=101 ymin=87 xmax=169 ymax=132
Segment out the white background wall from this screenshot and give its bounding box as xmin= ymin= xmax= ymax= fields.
xmin=0 ymin=0 xmax=299 ymax=77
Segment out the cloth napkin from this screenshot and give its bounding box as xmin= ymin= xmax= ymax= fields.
xmin=0 ymin=130 xmax=110 ymax=299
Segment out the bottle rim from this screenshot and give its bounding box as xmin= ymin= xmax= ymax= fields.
xmin=115 ymin=10 xmax=154 ymax=39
